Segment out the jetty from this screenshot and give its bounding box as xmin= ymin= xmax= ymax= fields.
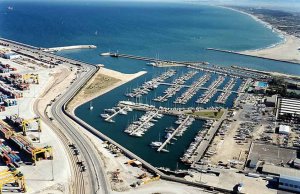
xmin=43 ymin=45 xmax=97 ymax=52
xmin=104 ymin=106 xmax=128 ymax=122
xmin=102 ymin=52 xmax=208 ymax=66
xmin=129 ymin=110 xmax=159 ymax=136
xmin=157 ymin=116 xmax=191 ymax=152
xmin=191 ymin=110 xmax=228 ymax=165
xmin=207 ymin=48 xmax=300 ymax=65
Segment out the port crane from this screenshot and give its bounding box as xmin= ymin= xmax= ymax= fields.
xmin=0 ymin=168 xmax=26 ymax=194
xmin=32 ymin=146 xmax=53 ymax=164
xmin=22 ymin=73 xmax=39 ymax=84
xmin=21 ymin=117 xmax=41 ymax=136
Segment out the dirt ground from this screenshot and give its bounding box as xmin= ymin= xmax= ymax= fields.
xmin=67 ymin=67 xmax=146 ymax=112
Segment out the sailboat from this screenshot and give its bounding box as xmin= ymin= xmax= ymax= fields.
xmin=150 ymin=133 xmax=162 ymax=148
xmin=89 ymin=101 xmax=93 ymax=110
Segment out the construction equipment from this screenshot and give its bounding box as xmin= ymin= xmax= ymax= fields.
xmin=22 ymin=117 xmax=41 ymax=136
xmin=141 ymin=175 xmax=160 ymax=185
xmin=22 ymin=73 xmax=39 ymax=84
xmin=0 ymin=168 xmax=26 ymax=194
xmin=138 ymin=173 xmax=147 ymax=179
xmin=32 ymin=146 xmax=53 ymax=164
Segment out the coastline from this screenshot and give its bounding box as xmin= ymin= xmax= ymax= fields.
xmin=68 ymin=67 xmax=147 ymax=113
xmin=218 ymin=5 xmax=300 ymax=64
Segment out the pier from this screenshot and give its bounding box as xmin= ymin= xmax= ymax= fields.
xmin=191 ymin=110 xmax=228 ymax=165
xmin=129 ymin=110 xmax=159 ymax=136
xmin=159 ymin=83 xmax=240 ymax=94
xmin=174 ymin=74 xmax=211 ymax=104
xmin=157 ymin=116 xmax=191 ymax=152
xmin=43 ymin=45 xmax=97 ymax=52
xmin=104 ymin=52 xmax=208 ymax=66
xmin=104 ymin=106 xmax=127 ymax=122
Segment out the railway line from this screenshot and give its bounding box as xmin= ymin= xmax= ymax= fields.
xmin=0 ymin=38 xmax=108 ymax=194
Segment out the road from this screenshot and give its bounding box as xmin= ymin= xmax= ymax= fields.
xmin=0 ymin=38 xmax=109 ymax=194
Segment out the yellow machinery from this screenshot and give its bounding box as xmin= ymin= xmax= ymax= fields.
xmin=22 ymin=73 xmax=39 ymax=84
xmin=32 ymin=146 xmax=53 ymax=164
xmin=0 ymin=169 xmax=26 ymax=193
xmin=142 ymin=175 xmax=160 ymax=185
xmin=22 ymin=117 xmax=41 ymax=136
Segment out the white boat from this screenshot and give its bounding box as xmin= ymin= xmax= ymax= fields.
xmin=161 ymin=148 xmax=169 ymax=153
xmin=89 ymin=101 xmax=93 ymax=110
xmin=150 ymin=141 xmax=162 ymax=147
xmin=104 ymin=108 xmax=116 ymax=113
xmin=119 ymin=101 xmax=135 ymax=106
xmin=100 ymin=52 xmax=111 ymax=56
xmin=106 ymin=119 xmax=115 ymax=123
xmin=119 ymin=110 xmax=128 ymax=115
xmin=165 ymin=132 xmax=172 ymax=139
xmin=100 ymin=114 xmax=110 ymax=118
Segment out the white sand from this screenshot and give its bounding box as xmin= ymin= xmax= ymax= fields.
xmin=241 ymin=35 xmax=300 ymax=64
xmin=219 ymin=6 xmax=300 ymax=64
xmin=69 ymin=67 xmax=147 ymax=112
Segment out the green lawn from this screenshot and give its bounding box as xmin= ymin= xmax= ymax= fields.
xmin=187 ymin=110 xmax=224 ymax=119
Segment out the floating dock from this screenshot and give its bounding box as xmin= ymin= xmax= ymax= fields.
xmin=104 ymin=106 xmax=128 ymax=122
xmin=129 ymin=110 xmax=159 ymax=136
xmin=157 ymin=116 xmax=191 ymax=152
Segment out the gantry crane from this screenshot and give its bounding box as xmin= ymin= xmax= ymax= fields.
xmin=32 ymin=146 xmax=53 ymax=164
xmin=21 ymin=117 xmax=41 ymax=136
xmin=0 ymin=169 xmax=26 ymax=194
xmin=22 ymin=73 xmax=39 ymax=84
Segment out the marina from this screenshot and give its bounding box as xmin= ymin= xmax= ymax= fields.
xmin=180 ymin=120 xmax=214 ymax=165
xmin=215 ymin=78 xmax=237 ymax=104
xmin=125 ymin=110 xmax=161 ymax=137
xmin=101 ymin=106 xmax=132 ymax=123
xmin=125 ymin=69 xmax=176 ymax=98
xmin=153 ymin=70 xmax=198 ymax=102
xmin=174 ymin=74 xmax=211 ymax=105
xmin=196 ymin=76 xmax=225 ymax=104
xmin=157 ymin=116 xmax=194 ymax=152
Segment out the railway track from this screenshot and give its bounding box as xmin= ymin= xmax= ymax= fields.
xmin=33 ymin=71 xmax=86 ymax=193
xmin=0 ymin=37 xmax=108 ymax=194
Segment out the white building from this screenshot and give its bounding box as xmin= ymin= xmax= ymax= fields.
xmin=279 ymin=125 xmax=290 ymax=135
xmin=3 ymin=52 xmax=20 ymax=60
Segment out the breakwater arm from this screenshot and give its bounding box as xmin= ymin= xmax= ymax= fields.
xmin=43 ymin=45 xmax=97 ymax=52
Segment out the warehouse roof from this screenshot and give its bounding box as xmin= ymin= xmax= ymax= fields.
xmin=262 ymin=164 xmax=300 ymax=177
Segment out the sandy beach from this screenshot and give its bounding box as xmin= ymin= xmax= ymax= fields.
xmin=220 ymin=6 xmax=300 ymax=64
xmin=241 ymin=35 xmax=300 ymax=64
xmin=68 ymin=67 xmax=147 ymax=112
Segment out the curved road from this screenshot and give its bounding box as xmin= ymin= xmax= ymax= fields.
xmin=51 ymin=64 xmax=109 ymax=194
xmin=0 ymin=38 xmax=109 ymax=194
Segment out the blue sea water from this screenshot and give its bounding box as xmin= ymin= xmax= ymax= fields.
xmin=1 ymin=1 xmax=300 ymax=169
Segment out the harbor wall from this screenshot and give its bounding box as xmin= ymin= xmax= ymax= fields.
xmin=207 ymin=48 xmax=300 ymax=65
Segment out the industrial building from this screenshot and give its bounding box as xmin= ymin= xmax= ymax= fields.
xmin=279 ymin=125 xmax=290 ymax=135
xmin=3 ymin=52 xmax=20 ymax=60
xmin=276 ymin=97 xmax=300 ymax=122
xmin=262 ymin=164 xmax=300 ymax=193
xmin=265 ymin=95 xmax=278 ymax=107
